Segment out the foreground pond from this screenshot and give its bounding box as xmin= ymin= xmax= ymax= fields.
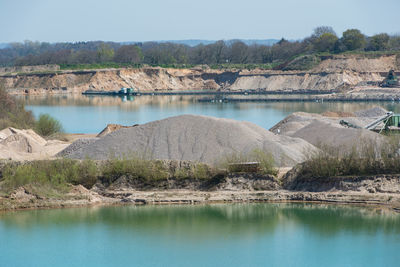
xmin=1 ymin=203 xmax=400 ymax=267
xmin=20 ymin=94 xmax=400 ymax=133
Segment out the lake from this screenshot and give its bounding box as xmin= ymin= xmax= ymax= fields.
xmin=1 ymin=203 xmax=399 ymax=267
xmin=20 ymin=94 xmax=400 ymax=133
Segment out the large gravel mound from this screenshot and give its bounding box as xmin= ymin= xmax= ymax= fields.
xmin=270 ymin=107 xmax=388 ymax=150
xmin=59 ymin=115 xmax=318 ymax=167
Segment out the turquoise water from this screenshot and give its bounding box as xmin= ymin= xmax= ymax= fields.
xmin=1 ymin=203 xmax=400 ymax=267
xmin=20 ymin=95 xmax=400 ymax=133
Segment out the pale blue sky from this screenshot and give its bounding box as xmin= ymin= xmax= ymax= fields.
xmin=1 ymin=0 xmax=399 ymax=42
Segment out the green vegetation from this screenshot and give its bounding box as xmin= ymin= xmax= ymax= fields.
xmin=341 ymin=29 xmax=366 ymax=51
xmin=0 ymin=85 xmax=35 ymax=130
xmin=282 ymin=55 xmax=321 ymax=71
xmin=2 ymin=26 xmax=400 ymax=71
xmin=101 ymin=157 xmax=170 ymax=183
xmin=219 ymin=149 xmax=278 ymax=176
xmin=1 ymin=159 xmax=99 ymax=191
xmin=297 ymin=138 xmax=400 ymax=178
xmin=0 ymin=85 xmax=63 ymax=138
xmin=35 ymin=114 xmax=63 ymax=137
xmin=0 ymin=150 xmax=279 ymax=193
xmin=59 ymin=62 xmax=143 ymax=70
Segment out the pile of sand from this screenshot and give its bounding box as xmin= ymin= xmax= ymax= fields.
xmin=59 ymin=115 xmax=318 ymax=167
xmin=0 ymin=127 xmax=69 ymax=160
xmin=270 ymin=107 xmax=388 ymax=150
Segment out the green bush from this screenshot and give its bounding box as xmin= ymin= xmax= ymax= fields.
xmin=0 ymin=85 xmax=35 ymax=130
xmin=101 ymin=157 xmax=170 ymax=183
xmin=1 ymin=159 xmax=98 ymax=190
xmin=35 ymin=114 xmax=63 ymax=137
xmin=297 ymin=137 xmax=400 ymax=178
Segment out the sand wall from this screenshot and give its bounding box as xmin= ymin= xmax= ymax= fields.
xmin=1 ymin=55 xmax=396 ymax=95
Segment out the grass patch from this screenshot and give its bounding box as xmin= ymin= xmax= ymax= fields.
xmin=282 ymin=55 xmax=321 ymax=71
xmin=59 ymin=62 xmax=143 ymax=70
xmin=0 ymin=151 xmax=278 ymax=195
xmin=101 ymin=157 xmax=170 ymax=184
xmin=1 ymin=159 xmax=99 ymax=192
xmin=209 ymin=63 xmax=276 ymax=70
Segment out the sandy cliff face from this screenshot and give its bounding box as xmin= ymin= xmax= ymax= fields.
xmin=1 ymin=55 xmax=397 ymax=95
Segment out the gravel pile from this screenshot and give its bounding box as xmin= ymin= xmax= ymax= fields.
xmin=270 ymin=107 xmax=388 ymax=150
xmin=59 ymin=115 xmax=318 ymax=167
xmin=354 ymin=106 xmax=388 ymax=118
xmin=57 ymin=138 xmax=99 ymax=157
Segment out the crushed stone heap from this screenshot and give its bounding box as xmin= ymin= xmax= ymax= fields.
xmin=270 ymin=107 xmax=388 ymax=150
xmin=59 ymin=115 xmax=318 ymax=167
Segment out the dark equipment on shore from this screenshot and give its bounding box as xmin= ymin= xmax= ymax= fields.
xmin=228 ymin=162 xmax=260 ymax=173
xmin=379 ymin=70 xmax=399 ymax=88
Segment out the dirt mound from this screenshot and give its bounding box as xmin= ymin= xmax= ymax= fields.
xmin=228 ymin=72 xmax=350 ymax=91
xmin=0 ymin=127 xmax=69 ymax=160
xmin=312 ymin=55 xmax=397 ymax=73
xmin=60 ymin=115 xmax=318 ymax=167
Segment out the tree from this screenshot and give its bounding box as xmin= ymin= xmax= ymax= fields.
xmin=208 ymin=40 xmax=227 ymax=64
xmin=35 ymin=114 xmax=63 ymax=137
xmin=97 ymin=43 xmax=114 ymax=62
xmin=313 ymin=33 xmax=339 ymax=52
xmin=312 ymin=26 xmax=336 ymax=38
xmin=388 ymin=35 xmax=400 ymax=50
xmin=229 ymin=41 xmax=249 ymax=63
xmin=114 ymin=45 xmax=143 ymax=63
xmin=367 ymin=33 xmax=390 ymax=51
xmin=342 ymin=29 xmax=366 ymax=51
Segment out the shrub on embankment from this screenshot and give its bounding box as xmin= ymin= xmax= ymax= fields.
xmin=0 ymin=150 xmax=278 ymax=193
xmin=284 ymin=138 xmax=400 ymax=189
xmin=0 ymin=84 xmax=35 ymax=130
xmin=0 ymin=84 xmax=63 ymax=137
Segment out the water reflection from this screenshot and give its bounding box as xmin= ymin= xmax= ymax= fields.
xmin=17 ymin=94 xmax=400 ymax=133
xmin=1 ymin=203 xmax=400 ymax=238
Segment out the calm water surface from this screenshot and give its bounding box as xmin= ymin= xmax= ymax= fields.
xmin=1 ymin=203 xmax=400 ymax=267
xmin=20 ymin=94 xmax=400 ymax=133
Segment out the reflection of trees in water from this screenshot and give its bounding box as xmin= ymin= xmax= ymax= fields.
xmin=17 ymin=94 xmax=400 ymax=114
xmin=17 ymin=95 xmax=199 ymax=109
xmin=1 ymin=203 xmax=400 ymax=239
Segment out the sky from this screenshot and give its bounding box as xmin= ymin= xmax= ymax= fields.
xmin=0 ymin=0 xmax=399 ymax=43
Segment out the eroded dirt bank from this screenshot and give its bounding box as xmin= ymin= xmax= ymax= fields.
xmin=1 ymin=54 xmax=398 ymax=95
xmin=1 ymin=173 xmax=400 ymax=212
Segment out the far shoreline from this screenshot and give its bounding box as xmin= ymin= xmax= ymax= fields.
xmin=1 ymin=189 xmax=399 ymax=214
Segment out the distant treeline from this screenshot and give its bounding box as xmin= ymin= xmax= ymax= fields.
xmin=1 ymin=27 xmax=400 ymax=68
